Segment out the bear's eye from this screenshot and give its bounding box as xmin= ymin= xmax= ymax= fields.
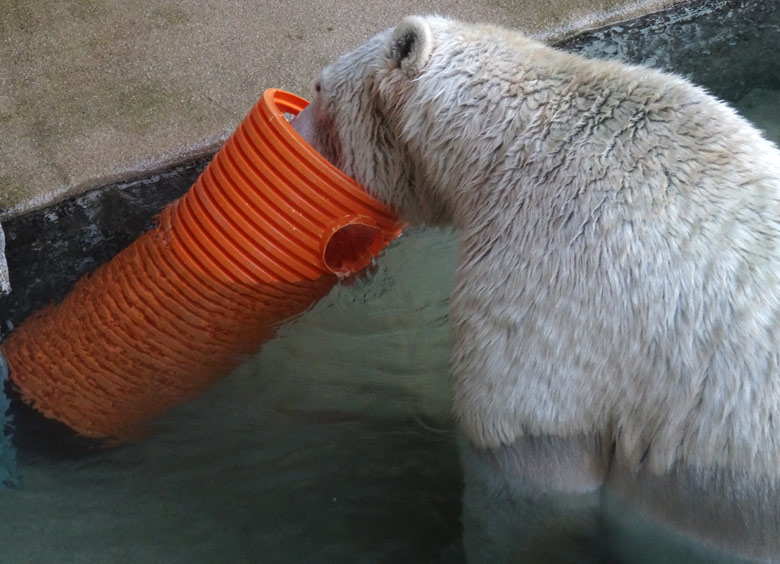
xmin=314 ymin=80 xmax=321 ymax=94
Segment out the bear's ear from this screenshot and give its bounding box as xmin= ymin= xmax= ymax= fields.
xmin=390 ymin=16 xmax=433 ymax=77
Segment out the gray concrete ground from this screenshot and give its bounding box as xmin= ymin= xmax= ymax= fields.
xmin=0 ymin=0 xmax=679 ymax=292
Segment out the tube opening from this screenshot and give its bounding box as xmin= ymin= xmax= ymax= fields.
xmin=322 ymin=217 xmax=385 ymax=275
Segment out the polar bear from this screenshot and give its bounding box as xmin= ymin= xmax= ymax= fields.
xmin=292 ymin=15 xmax=780 ymax=563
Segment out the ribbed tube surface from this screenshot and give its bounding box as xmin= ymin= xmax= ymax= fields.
xmin=2 ymin=89 xmax=402 ymax=442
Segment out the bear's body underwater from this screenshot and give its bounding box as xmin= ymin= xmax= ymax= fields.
xmin=293 ymin=15 xmax=780 ymax=563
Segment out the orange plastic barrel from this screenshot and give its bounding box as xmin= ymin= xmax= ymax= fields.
xmin=1 ymin=89 xmax=403 ymax=443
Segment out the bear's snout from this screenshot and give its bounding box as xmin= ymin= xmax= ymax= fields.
xmin=291 ymin=105 xmax=317 ymax=149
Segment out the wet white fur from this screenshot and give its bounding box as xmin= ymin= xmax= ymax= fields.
xmin=300 ymin=15 xmax=780 ymax=562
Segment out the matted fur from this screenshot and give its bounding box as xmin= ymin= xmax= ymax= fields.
xmin=297 ymin=15 xmax=780 ymax=562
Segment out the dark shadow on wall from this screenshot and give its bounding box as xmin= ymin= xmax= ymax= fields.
xmin=557 ymin=0 xmax=779 ymax=103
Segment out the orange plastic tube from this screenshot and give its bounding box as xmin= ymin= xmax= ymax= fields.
xmin=1 ymin=89 xmax=403 ymax=443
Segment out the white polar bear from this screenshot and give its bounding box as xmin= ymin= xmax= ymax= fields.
xmin=293 ymin=15 xmax=780 ymax=563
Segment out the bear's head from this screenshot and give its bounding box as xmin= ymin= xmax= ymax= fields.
xmin=294 ymin=16 xmax=542 ymax=227
xmin=293 ymin=16 xmax=437 ymax=225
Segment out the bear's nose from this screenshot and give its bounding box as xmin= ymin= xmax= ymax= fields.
xmin=291 ymin=104 xmax=316 ymax=147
